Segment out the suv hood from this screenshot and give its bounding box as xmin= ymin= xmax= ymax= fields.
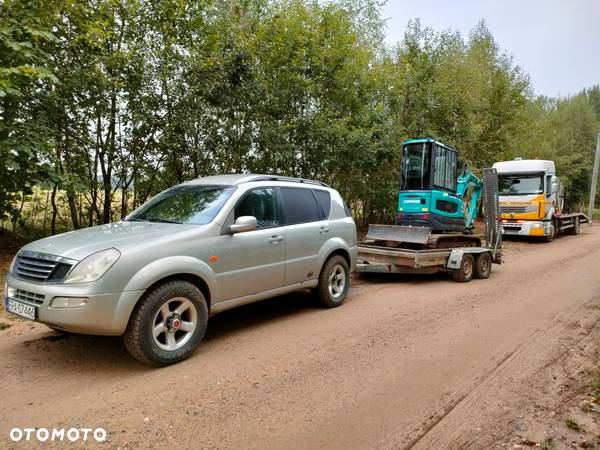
xmin=20 ymin=221 xmax=193 ymax=261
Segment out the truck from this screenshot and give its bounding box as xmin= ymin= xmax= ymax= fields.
xmin=356 ymin=139 xmax=502 ymax=282
xmin=492 ymin=158 xmax=589 ymax=241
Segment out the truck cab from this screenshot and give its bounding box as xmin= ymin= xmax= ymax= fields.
xmin=492 ymin=158 xmax=561 ymax=238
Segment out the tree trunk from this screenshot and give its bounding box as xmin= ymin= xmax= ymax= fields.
xmin=42 ymin=191 xmax=50 ymax=233
xmin=66 ymin=188 xmax=80 ymax=229
xmin=11 ymin=191 xmax=26 ymax=236
xmin=50 ymin=183 xmax=59 ymax=235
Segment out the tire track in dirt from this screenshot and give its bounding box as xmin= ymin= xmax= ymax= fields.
xmin=409 ymin=291 xmax=600 ymax=449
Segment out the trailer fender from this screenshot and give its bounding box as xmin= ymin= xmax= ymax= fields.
xmin=447 ymin=249 xmax=465 ymax=270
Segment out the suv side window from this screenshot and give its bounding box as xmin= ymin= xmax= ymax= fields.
xmin=280 ymin=187 xmax=321 ymax=225
xmin=234 ymin=188 xmax=280 ymax=229
xmin=313 ymin=189 xmax=331 ymax=219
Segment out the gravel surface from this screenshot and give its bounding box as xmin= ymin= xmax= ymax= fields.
xmin=1 ymin=227 xmax=600 ymax=449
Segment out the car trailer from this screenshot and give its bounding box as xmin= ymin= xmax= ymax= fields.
xmin=355 ymin=168 xmax=503 ymax=283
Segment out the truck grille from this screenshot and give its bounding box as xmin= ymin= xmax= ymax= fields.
xmin=13 ymin=253 xmax=73 ymax=283
xmin=501 ymin=205 xmax=528 ymax=214
xmin=13 ymin=289 xmax=45 ymax=305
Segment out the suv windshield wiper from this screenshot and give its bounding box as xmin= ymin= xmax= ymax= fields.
xmin=146 ymin=218 xmax=182 ymax=224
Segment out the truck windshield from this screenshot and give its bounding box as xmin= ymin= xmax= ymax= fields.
xmin=498 ymin=174 xmax=543 ymax=195
xmin=401 ymin=143 xmax=430 ymax=190
xmin=127 ymin=185 xmax=235 ymax=224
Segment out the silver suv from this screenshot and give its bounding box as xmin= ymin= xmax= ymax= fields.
xmin=4 ymin=175 xmax=357 ymax=365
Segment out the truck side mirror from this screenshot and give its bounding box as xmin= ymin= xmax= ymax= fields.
xmin=230 ymin=216 xmax=257 ymax=234
xmin=551 ymin=176 xmax=559 ymax=194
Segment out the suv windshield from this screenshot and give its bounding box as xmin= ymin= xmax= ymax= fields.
xmin=127 ymin=185 xmax=235 ymax=224
xmin=498 ymin=173 xmax=543 ymax=195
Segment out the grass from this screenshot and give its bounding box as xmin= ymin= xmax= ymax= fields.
xmin=0 ymin=322 xmax=10 ymax=331
xmin=565 ymin=419 xmax=582 ymax=432
xmin=588 ymin=369 xmax=600 ymax=405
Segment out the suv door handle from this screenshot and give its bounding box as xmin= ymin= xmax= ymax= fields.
xmin=268 ymin=235 xmax=284 ymax=244
xmin=319 ymin=226 xmax=330 ymax=234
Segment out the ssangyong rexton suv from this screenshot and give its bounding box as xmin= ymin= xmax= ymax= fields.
xmin=4 ymin=175 xmax=357 ymax=365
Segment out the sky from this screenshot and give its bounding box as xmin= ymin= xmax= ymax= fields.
xmin=382 ymin=0 xmax=600 ymax=98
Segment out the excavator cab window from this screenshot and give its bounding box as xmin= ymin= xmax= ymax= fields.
xmin=401 ymin=142 xmax=431 ymax=190
xmin=433 ymin=144 xmax=458 ymax=193
xmin=400 ymin=141 xmax=459 ymax=193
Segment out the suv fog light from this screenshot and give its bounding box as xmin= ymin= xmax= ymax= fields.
xmin=50 ymin=297 xmax=89 ymax=308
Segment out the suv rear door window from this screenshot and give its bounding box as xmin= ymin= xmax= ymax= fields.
xmin=234 ymin=188 xmax=280 ymax=229
xmin=280 ymin=187 xmax=321 ymax=225
xmin=313 ymin=189 xmax=331 ymax=219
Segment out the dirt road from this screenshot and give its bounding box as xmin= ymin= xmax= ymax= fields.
xmin=2 ymin=227 xmax=600 ymax=449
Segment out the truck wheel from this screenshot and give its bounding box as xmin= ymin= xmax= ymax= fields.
xmin=543 ymin=221 xmax=556 ymax=242
xmin=314 ymin=255 xmax=350 ymax=308
xmin=474 ymin=253 xmax=492 ymax=279
xmin=451 ymin=254 xmax=474 ymax=283
xmin=123 ymin=280 xmax=208 ymax=366
xmin=568 ymin=217 xmax=580 ymax=235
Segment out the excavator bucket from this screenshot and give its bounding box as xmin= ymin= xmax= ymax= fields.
xmin=366 ymin=224 xmax=432 ymax=245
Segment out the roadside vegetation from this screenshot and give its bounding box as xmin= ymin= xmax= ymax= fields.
xmin=1 ymin=0 xmax=600 ymax=238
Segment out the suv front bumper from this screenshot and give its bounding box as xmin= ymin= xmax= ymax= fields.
xmin=4 ymin=272 xmax=144 ymax=336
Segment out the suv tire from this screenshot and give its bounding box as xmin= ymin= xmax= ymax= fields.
xmin=314 ymin=255 xmax=350 ymax=308
xmin=123 ymin=280 xmax=208 ymax=366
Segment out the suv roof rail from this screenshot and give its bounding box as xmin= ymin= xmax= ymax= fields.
xmin=247 ymin=175 xmax=329 ymax=187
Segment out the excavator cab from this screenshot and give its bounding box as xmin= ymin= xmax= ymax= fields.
xmin=397 ymin=138 xmax=468 ymax=232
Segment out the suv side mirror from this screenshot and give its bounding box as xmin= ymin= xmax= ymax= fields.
xmin=230 ymin=216 xmax=257 ymax=234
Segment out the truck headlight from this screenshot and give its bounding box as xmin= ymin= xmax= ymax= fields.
xmin=63 ymin=248 xmax=121 ymax=284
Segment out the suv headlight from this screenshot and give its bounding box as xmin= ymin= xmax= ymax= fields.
xmin=8 ymin=255 xmax=17 ymax=273
xmin=64 ymin=248 xmax=121 ymax=284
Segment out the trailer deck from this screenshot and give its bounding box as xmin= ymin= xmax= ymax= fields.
xmin=356 ymin=242 xmax=501 ymax=280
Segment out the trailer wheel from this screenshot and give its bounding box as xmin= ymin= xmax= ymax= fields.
xmin=474 ymin=253 xmax=492 ymax=279
xmin=451 ymin=254 xmax=474 ymax=283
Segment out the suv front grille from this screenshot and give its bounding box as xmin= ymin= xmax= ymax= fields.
xmin=13 ymin=289 xmax=45 ymax=305
xmin=13 ymin=253 xmax=74 ymax=283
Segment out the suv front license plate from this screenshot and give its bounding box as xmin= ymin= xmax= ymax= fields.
xmin=6 ymin=298 xmax=36 ymax=320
